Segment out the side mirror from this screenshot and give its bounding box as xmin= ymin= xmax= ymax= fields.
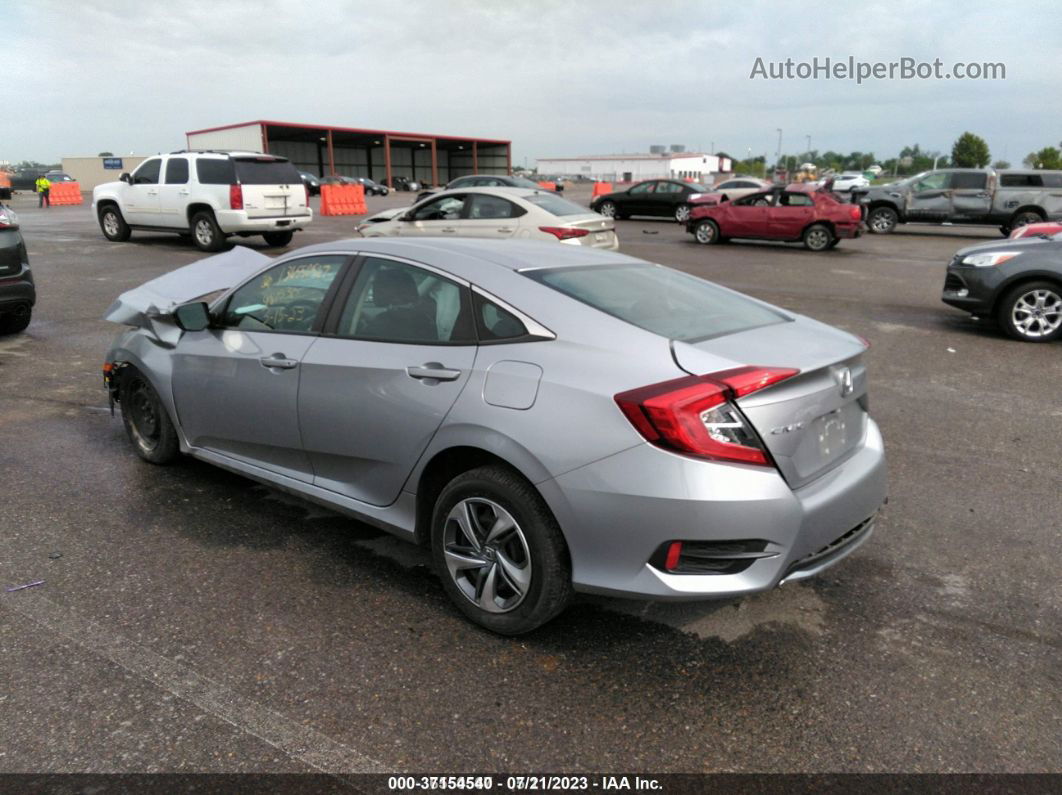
xmin=119 ymin=173 xmax=131 ymax=184
xmin=174 ymin=302 xmax=211 ymax=332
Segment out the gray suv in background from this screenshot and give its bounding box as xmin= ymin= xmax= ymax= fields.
xmin=863 ymin=168 xmax=1062 ymax=236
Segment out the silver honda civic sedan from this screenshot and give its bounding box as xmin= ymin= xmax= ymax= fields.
xmin=103 ymin=239 xmax=887 ymax=634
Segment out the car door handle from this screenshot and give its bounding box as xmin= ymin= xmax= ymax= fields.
xmin=179 ymin=189 xmax=191 ymax=195
xmin=496 ymin=227 xmax=514 ymax=233
xmin=407 ymin=363 xmax=462 ymax=381
xmin=440 ymin=227 xmax=457 ymax=233
xmin=260 ymin=355 xmax=299 ymax=370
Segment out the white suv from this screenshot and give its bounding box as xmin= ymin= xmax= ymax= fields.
xmin=92 ymin=151 xmax=312 ymax=251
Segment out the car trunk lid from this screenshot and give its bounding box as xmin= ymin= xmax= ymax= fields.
xmin=563 ymin=214 xmax=617 ymax=247
xmin=672 ymin=316 xmax=869 ymax=488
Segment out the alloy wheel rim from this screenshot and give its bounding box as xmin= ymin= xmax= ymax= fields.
xmin=807 ymin=229 xmax=829 ymax=249
xmin=1012 ymin=289 xmax=1062 ymax=337
xmin=599 ymin=203 xmax=615 ymax=218
xmin=696 ymin=223 xmax=715 ymax=243
xmin=103 ymin=213 xmax=119 ymax=236
xmin=195 ymin=220 xmax=213 ymax=246
xmin=443 ymin=498 xmax=531 ymax=614
xmin=870 ymin=211 xmax=893 ymax=232
xmin=675 ymin=205 xmax=690 ymax=222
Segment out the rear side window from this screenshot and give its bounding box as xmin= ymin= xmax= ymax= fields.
xmin=165 ymin=158 xmax=189 ymax=184
xmin=952 ymin=172 xmax=987 ymax=190
xmin=524 ymin=193 xmax=591 ymax=216
xmin=196 ymin=159 xmax=235 ymax=185
xmin=527 ymin=264 xmax=787 ymax=342
xmin=234 ymin=158 xmax=302 ymax=185
xmin=474 ymin=293 xmax=528 ymax=341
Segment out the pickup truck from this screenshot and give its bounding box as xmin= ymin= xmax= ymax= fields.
xmin=862 ymin=168 xmax=1062 ymax=236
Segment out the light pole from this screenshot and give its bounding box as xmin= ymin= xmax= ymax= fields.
xmin=776 ymin=128 xmax=783 ymax=165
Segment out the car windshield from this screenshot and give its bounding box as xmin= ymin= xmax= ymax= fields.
xmin=524 ymin=193 xmax=590 ymax=217
xmin=526 ymin=264 xmax=788 ymax=341
xmin=511 ymin=177 xmax=543 ymax=189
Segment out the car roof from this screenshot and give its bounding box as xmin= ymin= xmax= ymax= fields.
xmin=285 ymin=237 xmax=641 ymax=276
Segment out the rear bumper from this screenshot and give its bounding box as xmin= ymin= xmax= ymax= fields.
xmin=0 ymin=264 xmax=36 ymax=310
xmin=835 ymin=222 xmax=864 ymax=239
xmin=214 ymin=209 xmax=313 ymax=234
xmin=545 ymin=418 xmax=887 ymax=599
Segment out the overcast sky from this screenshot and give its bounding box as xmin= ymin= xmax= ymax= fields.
xmin=5 ymin=0 xmax=1061 ymax=167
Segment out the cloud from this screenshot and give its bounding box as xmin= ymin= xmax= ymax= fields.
xmin=3 ymin=0 xmax=1059 ymax=165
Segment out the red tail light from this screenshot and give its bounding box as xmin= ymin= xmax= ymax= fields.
xmin=229 ymin=184 xmax=243 ymax=210
xmin=850 ymin=206 xmax=861 ymax=221
xmin=539 ymin=226 xmax=590 ymax=240
xmin=615 ymin=366 xmax=798 ymax=466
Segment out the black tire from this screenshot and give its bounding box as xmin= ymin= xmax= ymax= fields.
xmin=431 ymin=465 xmax=572 ymax=635
xmin=826 ymin=237 xmax=840 ymax=249
xmin=803 ymin=223 xmax=833 ymax=251
xmin=597 ymin=201 xmax=617 ymax=219
xmin=996 ymin=280 xmax=1062 ymax=343
xmin=262 ymin=231 xmax=294 ymax=247
xmin=99 ymin=204 xmax=131 ymax=242
xmin=119 ymin=368 xmax=181 ymax=464
xmin=693 ymin=219 xmax=720 ymax=245
xmin=190 ymin=211 xmax=226 ymax=252
xmin=674 ymin=203 xmax=692 ymax=223
xmin=1008 ymin=210 xmax=1044 ymax=232
xmin=0 ymin=304 xmax=31 ymax=335
xmin=867 ymin=206 xmax=898 ymax=234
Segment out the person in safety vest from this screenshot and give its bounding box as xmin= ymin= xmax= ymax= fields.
xmin=35 ymin=175 xmax=51 ymax=208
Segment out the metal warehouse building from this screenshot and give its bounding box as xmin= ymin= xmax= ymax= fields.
xmin=537 ymin=148 xmax=732 ymax=183
xmin=185 ymin=120 xmax=512 ymax=186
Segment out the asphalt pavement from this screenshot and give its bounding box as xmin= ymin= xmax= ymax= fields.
xmin=0 ymin=187 xmax=1058 ymax=774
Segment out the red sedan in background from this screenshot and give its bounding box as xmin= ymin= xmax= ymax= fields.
xmin=686 ymin=184 xmax=864 ymax=251
xmin=1009 ymin=221 xmax=1062 ymax=240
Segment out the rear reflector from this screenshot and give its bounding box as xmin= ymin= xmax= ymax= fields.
xmin=229 ymin=184 xmax=244 ymax=210
xmin=615 ymin=366 xmax=798 ymax=466
xmin=539 ymin=226 xmax=590 ymax=240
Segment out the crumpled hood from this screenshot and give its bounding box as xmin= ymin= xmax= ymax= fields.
xmin=103 ymin=246 xmax=270 ymax=327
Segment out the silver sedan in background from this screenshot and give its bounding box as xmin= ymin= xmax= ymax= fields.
xmin=356 ymin=187 xmax=618 ymax=250
xmin=103 ymin=239 xmax=886 ymax=634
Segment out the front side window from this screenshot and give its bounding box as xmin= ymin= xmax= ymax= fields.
xmin=132 ymin=158 xmax=161 ymax=185
xmin=913 ymin=172 xmax=950 ymax=192
xmin=221 ymin=255 xmax=346 ymax=333
xmin=527 ymin=264 xmax=787 ymax=342
xmin=165 ymin=157 xmax=189 ymax=185
xmin=337 ymin=258 xmax=474 ymax=344
xmin=413 ymin=195 xmax=465 ymax=221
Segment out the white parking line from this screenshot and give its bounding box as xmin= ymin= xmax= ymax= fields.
xmin=1 ymin=592 xmax=383 ymax=774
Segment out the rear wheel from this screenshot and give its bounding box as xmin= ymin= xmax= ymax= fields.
xmin=867 ymin=206 xmax=898 ymax=234
xmin=119 ymin=368 xmax=180 ymax=463
xmin=997 ymin=281 xmax=1062 ymax=342
xmin=803 ymin=223 xmax=833 ymax=251
xmin=190 ymin=211 xmax=226 ymax=252
xmin=431 ymin=465 xmax=572 ymax=635
xmin=597 ymin=201 xmax=616 ymax=218
xmin=99 ymin=205 xmax=131 ymax=242
xmin=262 ymin=230 xmax=294 ymax=247
xmin=0 ymin=304 xmax=31 ymax=335
xmin=1008 ymin=210 xmax=1043 ymax=233
xmin=674 ymin=203 xmax=691 ymax=223
xmin=693 ymin=219 xmax=720 ymax=245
